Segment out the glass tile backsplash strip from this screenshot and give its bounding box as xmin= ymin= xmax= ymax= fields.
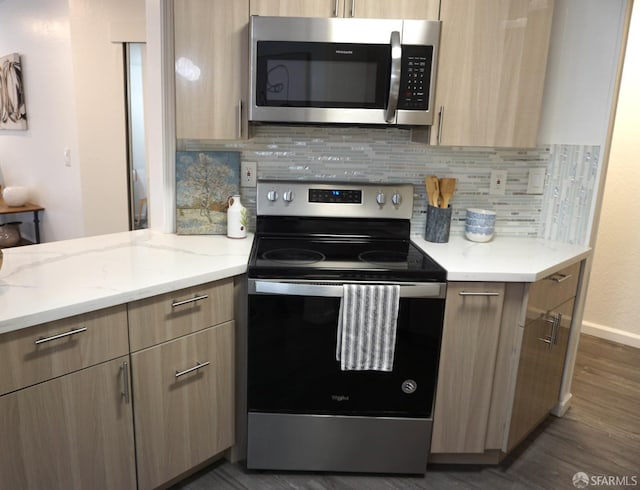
xmin=180 ymin=126 xmax=598 ymax=244
xmin=539 ymin=144 xmax=600 ymax=245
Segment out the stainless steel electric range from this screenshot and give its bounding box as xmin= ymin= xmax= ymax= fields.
xmin=246 ymin=180 xmax=446 ymax=474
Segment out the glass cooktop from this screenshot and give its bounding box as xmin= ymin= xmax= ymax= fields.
xmin=248 ymin=236 xmax=446 ymax=282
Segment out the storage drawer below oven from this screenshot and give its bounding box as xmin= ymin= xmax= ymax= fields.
xmin=247 ymin=412 xmax=431 ymax=474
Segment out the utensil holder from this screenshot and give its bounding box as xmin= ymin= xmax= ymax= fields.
xmin=425 ymin=205 xmax=452 ymax=243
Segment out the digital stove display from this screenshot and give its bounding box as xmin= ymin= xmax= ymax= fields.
xmin=308 ymin=188 xmax=362 ymax=204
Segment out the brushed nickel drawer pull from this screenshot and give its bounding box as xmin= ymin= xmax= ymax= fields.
xmin=549 ymin=273 xmax=572 ymax=283
xmin=175 ymin=361 xmax=210 ymax=378
xmin=458 ymin=291 xmax=501 ymax=297
xmin=171 ymin=294 xmax=209 ymax=308
xmin=35 ymin=327 xmax=87 ymax=345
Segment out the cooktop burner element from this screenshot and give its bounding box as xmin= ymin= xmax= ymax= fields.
xmin=262 ymin=248 xmax=326 ymax=264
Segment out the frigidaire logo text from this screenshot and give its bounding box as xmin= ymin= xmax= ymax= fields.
xmin=335 ymin=50 xmax=353 ymax=55
xmin=331 ymin=395 xmax=350 ymax=402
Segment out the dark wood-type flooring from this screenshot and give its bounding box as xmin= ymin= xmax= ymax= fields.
xmin=173 ymin=334 xmax=640 ymax=489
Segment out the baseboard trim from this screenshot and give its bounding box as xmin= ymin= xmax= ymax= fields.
xmin=551 ymin=393 xmax=572 ymax=417
xmin=581 ymin=321 xmax=640 ymax=348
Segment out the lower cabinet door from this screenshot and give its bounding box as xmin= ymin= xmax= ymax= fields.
xmin=507 ymin=298 xmax=573 ymax=451
xmin=431 ymin=282 xmax=506 ymax=453
xmin=132 ymin=321 xmax=235 ymax=490
xmin=0 ymin=356 xmax=136 ymax=490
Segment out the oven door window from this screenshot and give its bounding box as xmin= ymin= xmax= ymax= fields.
xmin=247 ymin=293 xmax=444 ymax=418
xmin=255 ymin=41 xmax=390 ymax=109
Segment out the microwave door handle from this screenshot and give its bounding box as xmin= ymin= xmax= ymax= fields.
xmin=384 ymin=31 xmax=402 ymax=123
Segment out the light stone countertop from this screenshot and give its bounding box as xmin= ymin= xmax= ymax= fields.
xmin=0 ymin=229 xmax=254 ymax=334
xmin=0 ymin=229 xmax=591 ymax=335
xmin=412 ymin=234 xmax=591 ymax=282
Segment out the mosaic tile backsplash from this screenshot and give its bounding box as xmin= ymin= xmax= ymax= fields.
xmin=180 ymin=126 xmax=599 ymax=246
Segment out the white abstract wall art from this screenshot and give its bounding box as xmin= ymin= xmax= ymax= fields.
xmin=0 ymin=53 xmax=28 ymax=130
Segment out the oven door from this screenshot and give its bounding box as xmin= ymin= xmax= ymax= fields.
xmin=247 ymin=279 xmax=446 ymax=419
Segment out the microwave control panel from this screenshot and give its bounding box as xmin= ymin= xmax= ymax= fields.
xmin=398 ymin=45 xmax=433 ymax=111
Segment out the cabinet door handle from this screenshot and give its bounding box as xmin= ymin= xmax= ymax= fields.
xmin=549 ymin=273 xmax=572 ymax=283
xmin=237 ymin=99 xmax=243 ymax=139
xmin=34 ymin=326 xmax=87 ymax=345
xmin=333 ymin=0 xmax=339 ymax=17
xmin=437 ymin=106 xmax=444 ymax=145
xmin=175 ymin=360 xmax=210 ymax=378
xmin=350 ymin=0 xmax=355 ymax=17
xmin=458 ymin=291 xmax=501 ymax=297
xmin=121 ymin=361 xmax=130 ymax=404
xmin=171 ymin=294 xmax=209 ymax=308
xmin=551 ymin=313 xmax=562 ymax=345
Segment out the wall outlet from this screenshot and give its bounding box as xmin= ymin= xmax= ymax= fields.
xmin=241 ymin=161 xmax=257 ymax=187
xmin=527 ymin=168 xmax=546 ymax=194
xmin=489 ymin=170 xmax=508 ymax=195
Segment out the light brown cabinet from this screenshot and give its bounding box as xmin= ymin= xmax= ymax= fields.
xmin=0 ymin=278 xmax=237 ymax=490
xmin=507 ymin=264 xmax=579 ymax=451
xmin=250 ymin=0 xmax=439 ymax=19
xmin=128 ymin=279 xmax=235 ymax=489
xmin=431 ymin=282 xmax=506 ymax=454
xmin=0 ymin=355 xmax=136 ymax=490
xmin=174 ymin=0 xmax=249 ymax=140
xmin=132 ymin=322 xmax=235 ymax=490
xmin=430 ymin=0 xmax=554 ymax=147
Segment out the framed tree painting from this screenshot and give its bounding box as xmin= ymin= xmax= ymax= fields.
xmin=175 ymin=151 xmax=240 ymax=234
xmin=0 ymin=53 xmax=28 ymax=130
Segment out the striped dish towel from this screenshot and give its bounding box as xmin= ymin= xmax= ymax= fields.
xmin=336 ymin=284 xmax=400 ymax=371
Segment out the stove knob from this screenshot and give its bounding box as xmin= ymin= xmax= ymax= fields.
xmin=376 ymin=191 xmax=386 ymax=206
xmin=267 ymin=190 xmax=279 ymax=202
xmin=391 ymin=192 xmax=402 ymax=206
xmin=283 ymin=190 xmax=294 ymax=203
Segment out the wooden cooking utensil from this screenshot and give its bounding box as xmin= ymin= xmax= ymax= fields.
xmin=439 ymin=178 xmax=457 ymax=208
xmin=425 ymin=175 xmax=440 ymax=207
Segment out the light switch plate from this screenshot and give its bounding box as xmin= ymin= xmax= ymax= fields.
xmin=527 ymin=168 xmax=546 ymax=194
xmin=489 ymin=170 xmax=507 ymax=195
xmin=241 ymin=161 xmax=257 ymax=187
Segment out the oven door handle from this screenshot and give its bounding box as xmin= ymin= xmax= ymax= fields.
xmin=250 ymin=280 xmax=446 ymax=298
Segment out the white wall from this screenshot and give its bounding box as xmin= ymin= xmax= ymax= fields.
xmin=583 ymin=1 xmax=640 ymax=348
xmin=0 ymin=0 xmax=84 ymax=241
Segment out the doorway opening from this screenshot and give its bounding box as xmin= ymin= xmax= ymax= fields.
xmin=125 ymin=42 xmax=148 ymax=230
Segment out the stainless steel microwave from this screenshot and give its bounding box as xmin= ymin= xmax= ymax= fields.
xmin=249 ymin=16 xmax=441 ymax=126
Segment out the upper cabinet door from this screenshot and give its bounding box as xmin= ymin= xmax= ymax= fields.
xmin=344 ymin=0 xmax=439 ymax=19
xmin=174 ymin=0 xmax=249 ymax=140
xmin=250 ymin=0 xmax=438 ymax=19
xmin=250 ymin=0 xmax=345 ymax=17
xmin=431 ymin=0 xmax=554 ymax=147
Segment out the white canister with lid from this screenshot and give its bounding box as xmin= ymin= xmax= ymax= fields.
xmin=226 ymin=194 xmax=247 ymax=238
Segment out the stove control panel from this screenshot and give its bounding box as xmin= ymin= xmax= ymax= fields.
xmin=257 ymin=180 xmax=414 ymax=219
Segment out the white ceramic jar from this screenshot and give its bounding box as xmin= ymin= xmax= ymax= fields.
xmin=226 ymin=194 xmax=247 ymax=238
xmin=2 ymin=186 xmax=30 ymax=207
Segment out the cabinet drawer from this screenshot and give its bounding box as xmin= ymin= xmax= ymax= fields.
xmin=128 ymin=278 xmax=234 ymax=351
xmin=527 ymin=262 xmax=580 ymax=316
xmin=132 ymin=321 xmax=234 ymax=490
xmin=0 ymin=305 xmax=129 ymax=396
